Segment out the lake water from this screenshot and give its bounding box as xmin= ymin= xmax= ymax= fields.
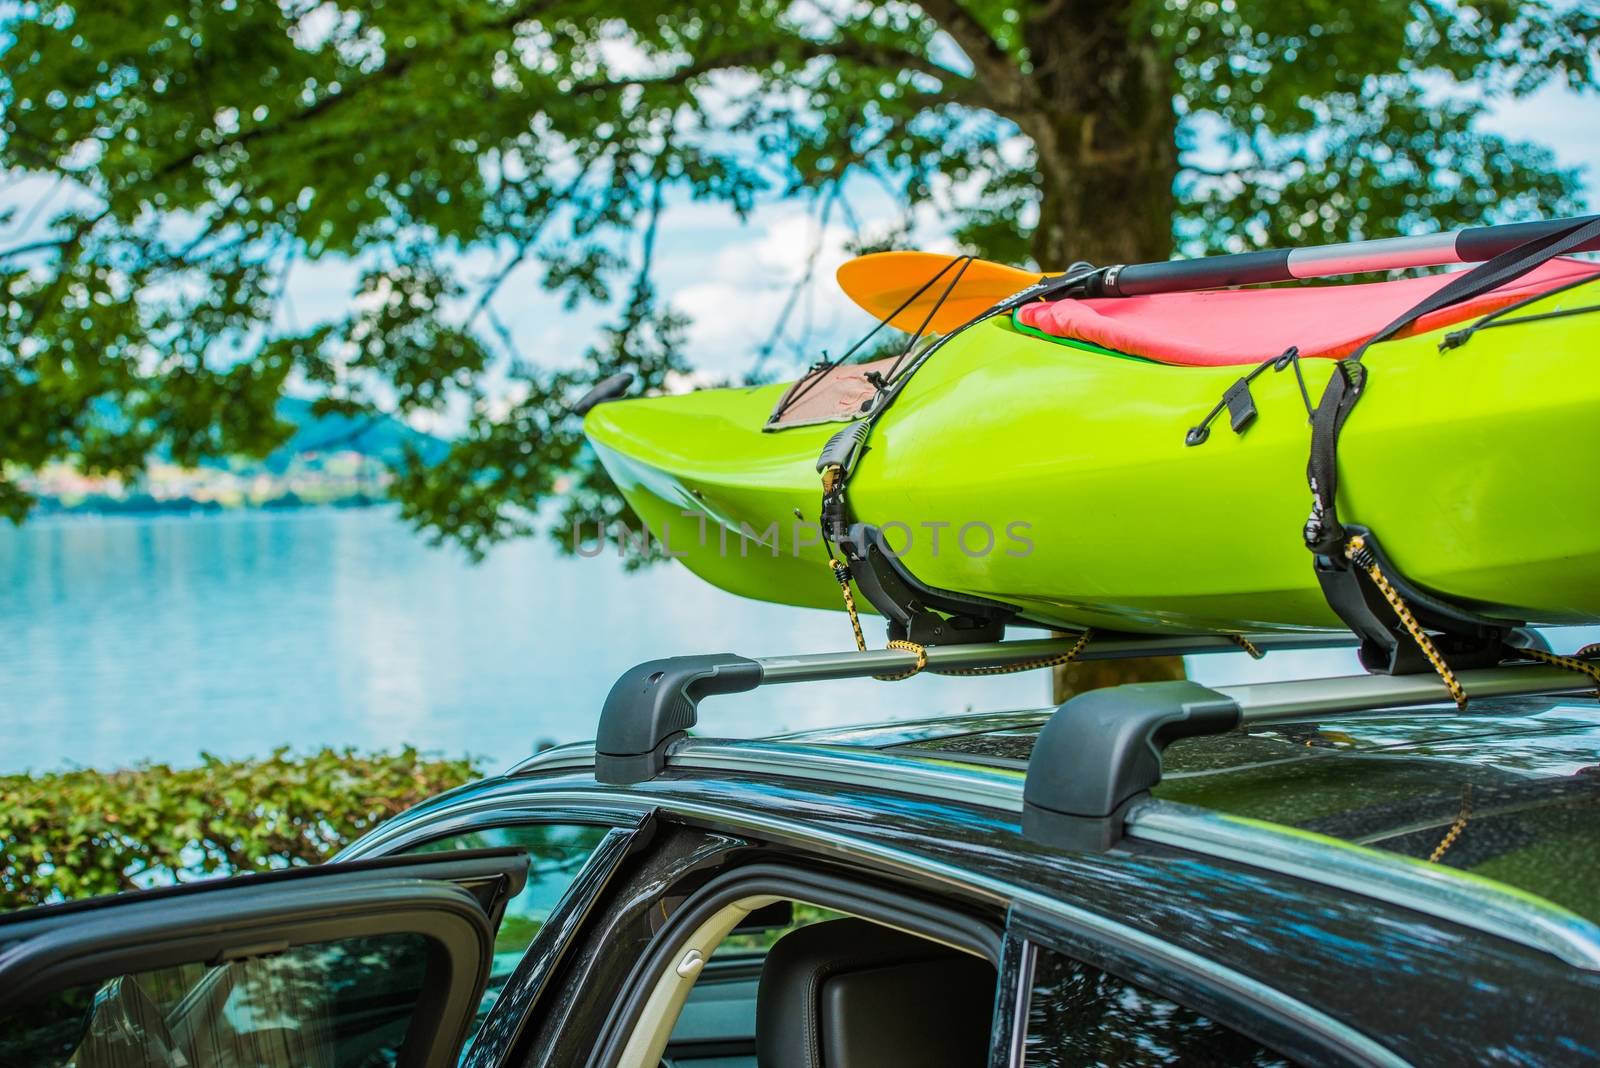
xmin=13 ymin=506 xmax=1564 ymax=776
xmin=1 ymin=508 xmax=1057 ymax=773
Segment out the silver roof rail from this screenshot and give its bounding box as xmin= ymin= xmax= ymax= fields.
xmin=510 ymin=643 xmax=1600 ymax=972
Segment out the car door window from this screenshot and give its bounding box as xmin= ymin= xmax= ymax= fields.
xmin=1022 ymin=944 xmax=1292 ymax=1067
xmin=2 ymin=931 xmax=431 ymax=1068
xmin=405 ymin=823 xmax=610 ymax=1041
xmin=0 ymin=852 xmax=525 ymax=1068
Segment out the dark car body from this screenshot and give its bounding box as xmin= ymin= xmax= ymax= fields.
xmin=4 ymin=687 xmax=1598 ymax=1066
xmin=346 ymin=689 xmax=1600 ymax=1065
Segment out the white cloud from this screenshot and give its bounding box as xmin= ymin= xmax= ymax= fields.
xmin=1480 ymin=82 xmax=1600 ymax=201
xmin=667 ymin=208 xmax=869 ymax=374
xmin=0 ymin=171 xmax=101 ymax=249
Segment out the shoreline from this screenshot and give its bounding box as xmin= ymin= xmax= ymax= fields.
xmin=25 ymin=494 xmax=389 ymax=521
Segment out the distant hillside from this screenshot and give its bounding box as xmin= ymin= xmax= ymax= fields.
xmin=263 ymin=398 xmax=450 ymax=473
xmin=27 ymin=398 xmax=453 ymax=517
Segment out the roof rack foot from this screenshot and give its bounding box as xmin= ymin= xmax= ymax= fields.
xmin=596 ymin=654 xmax=762 ymax=785
xmin=1022 ymin=681 xmax=1241 ymax=852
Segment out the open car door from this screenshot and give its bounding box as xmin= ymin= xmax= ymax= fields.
xmin=0 ymin=849 xmax=528 ymax=1068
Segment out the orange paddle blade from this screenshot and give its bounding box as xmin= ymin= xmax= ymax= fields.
xmin=835 ymin=251 xmax=1047 ymax=334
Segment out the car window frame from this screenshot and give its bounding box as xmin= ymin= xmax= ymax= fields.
xmin=506 ymin=821 xmax=752 ymax=1066
xmin=338 ymin=799 xmax=644 ymax=861
xmin=588 ymin=860 xmax=1006 ymax=1068
xmin=461 ymin=823 xmax=645 ymax=1068
xmin=340 ymin=801 xmax=653 ymax=1068
xmin=1000 ymin=904 xmax=1404 ymax=1068
xmin=395 ymin=788 xmax=1414 ymax=1067
xmin=0 ymin=850 xmax=530 ymax=1068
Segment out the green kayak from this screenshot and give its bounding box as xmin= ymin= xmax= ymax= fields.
xmin=583 ymin=278 xmax=1600 ymax=635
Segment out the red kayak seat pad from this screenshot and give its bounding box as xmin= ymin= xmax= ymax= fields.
xmin=1015 ymin=257 xmax=1600 ymax=367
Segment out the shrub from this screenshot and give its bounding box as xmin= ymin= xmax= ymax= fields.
xmin=0 ymin=747 xmax=482 ymax=911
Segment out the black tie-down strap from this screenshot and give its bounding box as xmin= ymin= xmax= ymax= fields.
xmin=812 ymin=264 xmax=1104 ymax=646
xmin=1304 ymin=214 xmax=1600 ymax=676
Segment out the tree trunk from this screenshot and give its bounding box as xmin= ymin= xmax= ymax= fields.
xmin=1021 ymin=6 xmax=1178 ymax=268
xmin=1017 ymin=7 xmax=1188 ymax=702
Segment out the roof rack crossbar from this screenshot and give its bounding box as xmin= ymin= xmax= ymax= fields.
xmin=594 ymin=632 xmax=1354 ymax=784
xmin=1022 ymin=663 xmax=1596 ymax=852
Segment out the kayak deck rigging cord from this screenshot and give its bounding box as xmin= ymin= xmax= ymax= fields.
xmin=770 ymin=255 xmax=976 ymax=425
xmin=1439 ymin=300 xmax=1600 ymax=349
xmin=1185 ymin=346 xmax=1313 ymax=446
xmin=1437 ymin=267 xmax=1600 ymax=351
xmin=814 ymin=258 xmax=1103 ymax=647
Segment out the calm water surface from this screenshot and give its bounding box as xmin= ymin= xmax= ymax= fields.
xmin=11 ymin=507 xmax=1554 ymax=776
xmin=0 ymin=508 xmax=1060 ymax=773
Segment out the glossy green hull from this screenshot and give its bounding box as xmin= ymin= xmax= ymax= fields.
xmin=584 ymin=281 xmax=1600 ymax=634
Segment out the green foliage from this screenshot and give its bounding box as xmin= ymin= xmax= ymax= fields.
xmin=1167 ymin=0 xmax=1596 ymax=250
xmin=0 ymin=0 xmax=1594 ymax=553
xmin=0 ymin=747 xmax=482 ymax=911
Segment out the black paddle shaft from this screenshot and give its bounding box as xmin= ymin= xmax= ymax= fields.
xmin=1088 ymin=214 xmax=1600 ymax=298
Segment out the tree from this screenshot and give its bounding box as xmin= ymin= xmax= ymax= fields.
xmin=1 ymin=0 xmax=1594 ymax=556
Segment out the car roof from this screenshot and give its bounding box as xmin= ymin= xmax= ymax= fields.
xmin=350 ymin=681 xmax=1600 ymax=1065
xmin=765 ymin=691 xmax=1600 ymax=926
